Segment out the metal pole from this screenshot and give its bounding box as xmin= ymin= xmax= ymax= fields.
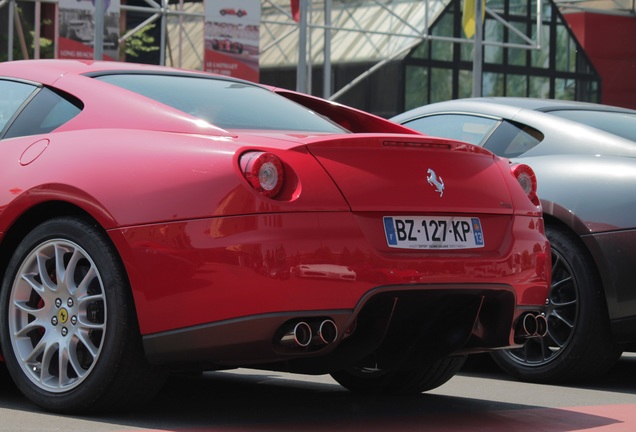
xmin=323 ymin=0 xmax=332 ymax=98
xmin=94 ymin=0 xmax=104 ymax=60
xmin=307 ymin=0 xmax=312 ymax=93
xmin=472 ymin=0 xmax=483 ymax=97
xmin=160 ymin=0 xmax=167 ymax=65
xmin=536 ymin=0 xmax=542 ymax=50
xmin=178 ymin=0 xmax=184 ymax=67
xmin=54 ymin=1 xmax=59 ymax=59
xmin=296 ymin=0 xmax=308 ymax=93
xmin=34 ymin=1 xmax=41 ymax=58
xmin=8 ymin=0 xmax=14 ymax=61
xmin=13 ymin=1 xmax=29 ymax=59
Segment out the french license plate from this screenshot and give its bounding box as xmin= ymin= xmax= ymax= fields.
xmin=383 ymin=216 xmax=485 ymax=249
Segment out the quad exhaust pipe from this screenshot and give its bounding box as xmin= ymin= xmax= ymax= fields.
xmin=314 ymin=319 xmax=338 ymax=345
xmin=278 ymin=319 xmax=338 ymax=349
xmin=516 ymin=312 xmax=548 ymax=340
xmin=279 ymin=321 xmax=313 ymax=348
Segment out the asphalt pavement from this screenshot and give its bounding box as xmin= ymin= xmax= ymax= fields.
xmin=0 ymin=353 xmax=634 ymax=431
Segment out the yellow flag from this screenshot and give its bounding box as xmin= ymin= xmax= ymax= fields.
xmin=462 ymin=0 xmax=486 ymax=39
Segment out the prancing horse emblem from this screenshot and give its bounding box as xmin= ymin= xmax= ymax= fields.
xmin=427 ymin=168 xmax=444 ymax=197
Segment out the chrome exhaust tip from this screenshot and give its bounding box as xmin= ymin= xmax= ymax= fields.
xmin=279 ymin=322 xmax=312 ymax=348
xmin=535 ymin=314 xmax=548 ymax=337
xmin=314 ymin=319 xmax=338 ymax=345
xmin=516 ymin=312 xmax=548 ymax=340
xmin=522 ymin=313 xmax=538 ymax=336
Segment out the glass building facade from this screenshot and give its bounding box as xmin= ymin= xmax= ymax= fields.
xmin=403 ymin=0 xmax=600 ymax=111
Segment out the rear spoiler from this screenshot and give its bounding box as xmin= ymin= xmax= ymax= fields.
xmin=271 ymin=87 xmax=423 ymax=135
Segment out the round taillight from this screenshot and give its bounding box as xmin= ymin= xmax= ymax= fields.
xmin=240 ymin=151 xmax=284 ymax=198
xmin=511 ymin=163 xmax=538 ymax=204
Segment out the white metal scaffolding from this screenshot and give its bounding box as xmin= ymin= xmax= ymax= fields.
xmin=4 ymin=0 xmax=628 ymax=98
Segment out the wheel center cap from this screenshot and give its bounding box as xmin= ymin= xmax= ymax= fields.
xmin=57 ymin=308 xmax=69 ymax=324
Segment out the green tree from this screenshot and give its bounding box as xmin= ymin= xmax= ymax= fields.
xmin=125 ymin=24 xmax=159 ymax=59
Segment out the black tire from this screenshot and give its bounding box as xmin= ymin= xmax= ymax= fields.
xmin=491 ymin=224 xmax=621 ymax=382
xmin=0 ymin=217 xmax=166 ymax=413
xmin=331 ymin=355 xmax=466 ymax=394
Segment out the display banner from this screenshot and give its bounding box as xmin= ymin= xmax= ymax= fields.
xmin=204 ymin=0 xmax=261 ymax=82
xmin=58 ymin=0 xmax=120 ymax=60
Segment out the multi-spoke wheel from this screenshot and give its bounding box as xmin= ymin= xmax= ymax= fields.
xmin=491 ymin=224 xmax=621 ymax=382
xmin=0 ymin=217 xmax=165 ymax=413
xmin=331 ymin=355 xmax=465 ymax=394
xmin=8 ymin=237 xmax=106 ymax=393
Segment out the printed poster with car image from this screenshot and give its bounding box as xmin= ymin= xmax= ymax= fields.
xmin=204 ymin=0 xmax=261 ymax=81
xmin=58 ymin=0 xmax=120 ymax=60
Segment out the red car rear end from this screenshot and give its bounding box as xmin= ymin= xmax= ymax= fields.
xmin=0 ymin=60 xmax=549 ymax=413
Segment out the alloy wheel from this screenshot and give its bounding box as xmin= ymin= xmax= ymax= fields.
xmin=8 ymin=239 xmax=107 ymax=393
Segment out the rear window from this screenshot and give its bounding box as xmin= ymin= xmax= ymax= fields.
xmin=95 ymin=74 xmax=347 ymax=133
xmin=484 ymin=121 xmax=544 ymax=158
xmin=548 ymin=110 xmax=636 ymax=143
xmin=401 ymin=114 xmax=499 ymax=145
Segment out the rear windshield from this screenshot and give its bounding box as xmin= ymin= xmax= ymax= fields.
xmin=95 ymin=74 xmax=347 ymax=133
xmin=548 ymin=110 xmax=636 ymax=143
xmin=401 ymin=113 xmax=498 ymax=145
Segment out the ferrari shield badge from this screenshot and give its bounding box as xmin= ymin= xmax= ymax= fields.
xmin=427 ymin=168 xmax=444 ymax=197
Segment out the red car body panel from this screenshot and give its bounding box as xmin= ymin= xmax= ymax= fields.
xmin=0 ymin=60 xmax=549 ymax=372
xmin=112 ymin=212 xmax=548 ymax=336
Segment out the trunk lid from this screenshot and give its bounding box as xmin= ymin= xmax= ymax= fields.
xmin=306 ymin=134 xmax=515 ymax=214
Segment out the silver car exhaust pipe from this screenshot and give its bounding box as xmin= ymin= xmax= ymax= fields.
xmin=279 ymin=321 xmax=312 ymax=348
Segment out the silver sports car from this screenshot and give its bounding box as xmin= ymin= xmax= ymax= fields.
xmin=393 ymin=98 xmax=636 ymax=383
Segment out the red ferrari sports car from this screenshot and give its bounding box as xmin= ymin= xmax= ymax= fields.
xmin=220 ymin=8 xmax=247 ymax=17
xmin=0 ymin=60 xmax=549 ymax=413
